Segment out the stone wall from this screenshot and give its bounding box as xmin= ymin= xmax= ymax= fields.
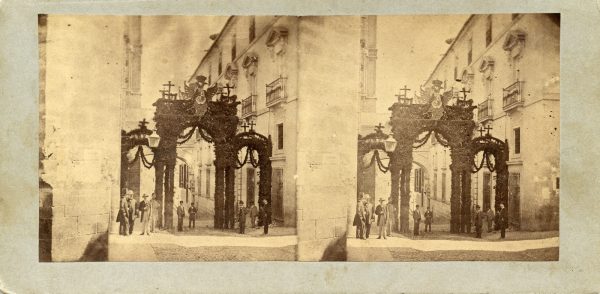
xmin=296 ymin=16 xmax=361 ymax=261
xmin=40 ymin=16 xmax=124 ymax=261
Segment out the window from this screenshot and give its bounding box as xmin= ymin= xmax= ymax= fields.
xmin=467 ymin=37 xmax=473 ymax=65
xmin=218 ymin=51 xmax=223 ymax=76
xmin=441 ymin=172 xmax=447 ymax=202
xmin=231 ymin=35 xmax=237 ymax=61
xmin=249 ymin=17 xmax=256 ymax=43
xmin=179 ymin=165 xmax=189 ymax=189
xmin=277 ymin=123 xmax=284 ymax=149
xmin=556 ymin=177 xmax=560 ymax=190
xmin=206 ymin=169 xmax=211 ymax=198
xmin=512 ymin=13 xmax=519 ymax=21
xmin=486 ymin=15 xmax=493 ymax=47
xmin=514 ymin=127 xmax=521 ymax=154
xmin=208 ymin=64 xmax=212 ymax=85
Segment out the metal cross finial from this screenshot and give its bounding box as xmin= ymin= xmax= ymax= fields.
xmin=395 ymin=85 xmax=411 ymax=100
xmin=248 ymin=120 xmax=256 ymax=131
xmin=485 ymin=124 xmax=493 ymax=136
xmin=139 ymin=118 xmax=149 ymax=128
xmin=375 ymin=123 xmax=384 ymax=133
xmin=460 ymin=87 xmax=470 ymax=100
xmin=478 ymin=125 xmax=485 ymax=137
xmin=222 ymin=83 xmax=234 ymax=97
xmin=241 ymin=122 xmax=249 ymax=132
xmin=159 ymin=89 xmax=168 ymax=99
xmin=163 ymin=81 xmax=175 ymax=94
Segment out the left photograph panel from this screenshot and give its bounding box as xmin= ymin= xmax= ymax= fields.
xmin=38 ymin=15 xmax=297 ymax=261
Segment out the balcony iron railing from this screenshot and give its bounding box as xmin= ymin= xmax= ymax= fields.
xmin=266 ymin=76 xmax=286 ymax=107
xmin=503 ymin=80 xmax=524 ymax=111
xmin=241 ymin=94 xmax=257 ymax=118
xmin=478 ymin=96 xmax=493 ymax=123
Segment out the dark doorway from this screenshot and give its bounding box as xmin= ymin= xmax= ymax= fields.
xmin=272 ymin=168 xmax=284 ymax=221
xmin=508 ymin=173 xmax=521 ymax=228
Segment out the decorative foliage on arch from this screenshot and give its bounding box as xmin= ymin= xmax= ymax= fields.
xmin=231 ymin=130 xmax=273 ymax=205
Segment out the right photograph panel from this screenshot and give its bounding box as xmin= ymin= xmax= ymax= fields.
xmin=349 ymin=14 xmax=560 ymax=261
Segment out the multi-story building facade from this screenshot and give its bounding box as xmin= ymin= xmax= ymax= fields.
xmin=423 ymin=14 xmax=560 ymax=230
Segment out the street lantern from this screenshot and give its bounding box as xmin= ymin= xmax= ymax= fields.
xmin=148 ymin=132 xmax=161 ymax=148
xmin=384 ymin=136 xmax=397 ymax=153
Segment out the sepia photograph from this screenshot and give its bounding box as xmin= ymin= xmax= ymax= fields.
xmin=38 ymin=14 xmax=559 ymax=262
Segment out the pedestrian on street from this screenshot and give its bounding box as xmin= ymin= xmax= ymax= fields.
xmin=413 ymin=204 xmax=422 ymax=236
xmin=139 ymin=194 xmax=151 ymax=235
xmin=117 ymin=194 xmax=129 ymax=235
xmin=150 ymin=193 xmax=160 ymax=233
xmin=238 ymin=201 xmax=247 ymax=234
xmin=177 ymin=201 xmax=185 ymax=232
xmin=353 ymin=195 xmax=366 ymax=239
xmin=486 ymin=207 xmax=495 ymax=233
xmin=364 ymin=194 xmax=375 ymax=239
xmin=260 ymin=199 xmax=271 ymax=235
xmin=249 ymin=202 xmax=258 ymax=228
xmin=127 ymin=198 xmax=136 ymax=235
xmin=424 ymin=206 xmax=433 ymax=233
xmin=188 ymin=202 xmax=197 ymax=229
xmin=375 ymin=198 xmax=388 ymax=239
xmin=385 ymin=197 xmax=395 ymax=237
xmin=474 ymin=205 xmax=483 ymax=238
xmin=498 ymin=203 xmax=508 ymax=239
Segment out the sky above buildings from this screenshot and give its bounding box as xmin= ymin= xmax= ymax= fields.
xmin=139 ymin=16 xmax=228 ymax=113
xmin=376 ymin=14 xmax=470 ymax=113
xmin=136 ymin=15 xmax=469 ymax=116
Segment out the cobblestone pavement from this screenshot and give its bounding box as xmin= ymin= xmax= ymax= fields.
xmin=108 ymin=223 xmax=297 ymax=261
xmin=347 ymin=228 xmax=559 ymax=261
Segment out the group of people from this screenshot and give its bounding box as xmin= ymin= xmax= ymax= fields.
xmin=176 ymin=201 xmax=198 ymax=232
xmin=116 ymin=190 xmax=160 ymax=236
xmin=411 ymin=205 xmax=434 ymax=236
xmin=174 ymin=198 xmax=273 ymax=235
xmin=236 ymin=199 xmax=272 ymax=235
xmin=472 ymin=203 xmax=509 ymax=239
xmin=353 ymin=193 xmax=395 ymax=240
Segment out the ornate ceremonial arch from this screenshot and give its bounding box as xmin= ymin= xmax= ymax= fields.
xmin=127 ymin=78 xmax=273 ymax=230
xmin=359 ymin=83 xmax=509 ymax=234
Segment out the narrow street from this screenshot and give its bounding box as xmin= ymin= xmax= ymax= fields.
xmin=347 ymin=226 xmax=559 ymax=261
xmin=108 ymin=218 xmax=297 ymax=261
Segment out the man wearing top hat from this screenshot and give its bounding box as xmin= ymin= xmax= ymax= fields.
xmin=413 ymin=204 xmax=422 ymax=236
xmin=363 ymin=194 xmax=375 ymax=239
xmin=117 ymin=193 xmax=129 ymax=235
xmin=139 ymin=194 xmax=151 ymax=235
xmin=474 ymin=205 xmax=484 ymax=238
xmin=375 ymin=198 xmax=388 ymax=239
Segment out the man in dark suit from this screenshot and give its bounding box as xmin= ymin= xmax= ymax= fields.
xmin=127 ymin=198 xmax=136 ymax=235
xmin=424 ymin=207 xmax=433 ymax=233
xmin=237 ymin=201 xmax=247 ymax=234
xmin=188 ymin=202 xmax=197 ymax=229
xmin=413 ymin=204 xmax=422 ymax=236
xmin=474 ymin=205 xmax=484 ymax=238
xmin=498 ymin=203 xmax=508 ymax=239
xmin=260 ymin=199 xmax=272 ymax=235
xmin=177 ymin=201 xmax=185 ymax=232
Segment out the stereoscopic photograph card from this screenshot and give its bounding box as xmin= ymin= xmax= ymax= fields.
xmin=1 ymin=0 xmax=599 ymax=293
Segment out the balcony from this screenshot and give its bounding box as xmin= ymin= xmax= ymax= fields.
xmin=502 ymin=80 xmax=524 ymax=112
xmin=266 ymin=76 xmax=287 ymax=107
xmin=241 ymin=94 xmax=257 ymax=118
xmin=478 ymin=96 xmax=493 ymax=123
